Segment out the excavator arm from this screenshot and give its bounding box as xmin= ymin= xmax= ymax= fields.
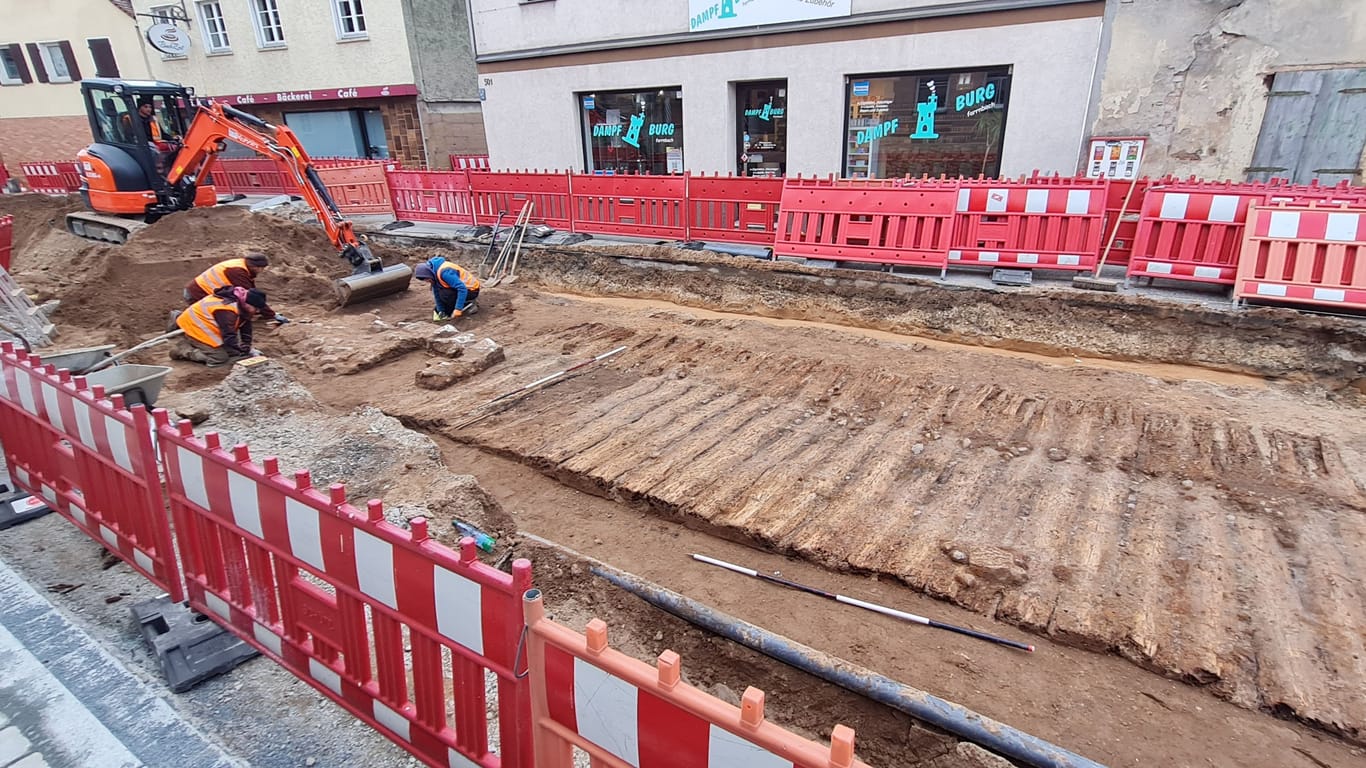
xmin=164 ymin=101 xmax=381 ymax=275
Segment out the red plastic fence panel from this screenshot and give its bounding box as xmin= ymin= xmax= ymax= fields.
xmin=451 ymin=155 xmax=491 ymax=171
xmin=773 ymin=181 xmax=958 ymax=270
xmin=154 ymin=413 xmax=535 ymax=768
xmin=1235 ymin=204 xmax=1366 ymax=310
xmin=0 ymin=343 xmax=183 ymax=601
xmin=686 ymin=175 xmax=783 ymax=245
xmin=20 ymin=162 xmax=82 ymax=194
xmin=468 ymin=171 xmax=572 ymax=231
xmin=0 ymin=215 xmax=12 ymax=272
xmin=212 ymin=158 xmax=299 ymax=196
xmin=314 ymin=157 xmax=401 ymax=170
xmin=316 ymin=162 xmax=395 ymax=215
xmin=1126 ymin=184 xmax=1267 ymax=285
xmin=0 ymin=163 xmax=10 ymax=190
xmin=948 ymin=182 xmax=1107 ymax=271
xmin=386 ymin=169 xmax=476 ymax=225
xmin=569 ymin=174 xmax=688 ymax=240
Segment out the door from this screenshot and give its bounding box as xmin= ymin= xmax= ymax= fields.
xmin=1247 ymin=68 xmax=1366 ymax=184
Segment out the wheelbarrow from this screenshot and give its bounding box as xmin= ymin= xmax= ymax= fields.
xmin=37 ymin=344 xmax=116 ymax=374
xmin=83 ymin=364 xmax=172 ymax=408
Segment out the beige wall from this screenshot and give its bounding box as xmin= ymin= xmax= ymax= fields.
xmin=131 ymin=0 xmax=415 ymax=96
xmin=0 ymin=1 xmax=150 ymax=119
xmin=1091 ymin=0 xmax=1366 ymax=180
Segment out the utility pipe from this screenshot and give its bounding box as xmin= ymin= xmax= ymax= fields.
xmin=591 ymin=565 xmax=1106 ymax=768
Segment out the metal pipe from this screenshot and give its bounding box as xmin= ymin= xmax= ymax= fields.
xmin=590 ymin=565 xmax=1106 ymax=768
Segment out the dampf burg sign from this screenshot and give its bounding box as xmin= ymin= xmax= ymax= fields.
xmin=209 ymin=84 xmax=418 ymax=106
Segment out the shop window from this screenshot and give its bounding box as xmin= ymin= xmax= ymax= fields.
xmin=252 ymin=0 xmax=287 ymax=48
xmin=332 ymin=0 xmax=368 ymax=39
xmin=736 ymin=80 xmax=787 ymax=177
xmin=579 ymin=88 xmax=684 ymax=175
xmin=197 ymin=1 xmax=231 ymax=53
xmin=284 ymin=108 xmax=389 ymax=159
xmin=844 ymin=66 xmax=1011 ymax=180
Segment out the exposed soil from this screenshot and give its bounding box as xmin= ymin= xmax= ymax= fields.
xmin=4 ymin=195 xmax=1366 ymax=768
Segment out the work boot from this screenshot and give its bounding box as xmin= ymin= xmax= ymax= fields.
xmin=166 ymin=310 xmax=180 ymax=333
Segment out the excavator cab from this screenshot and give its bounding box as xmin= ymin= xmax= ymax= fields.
xmin=67 ymin=77 xmax=411 ymax=306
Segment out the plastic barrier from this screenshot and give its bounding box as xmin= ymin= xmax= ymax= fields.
xmin=316 ymin=162 xmax=396 ymax=215
xmin=522 ymin=591 xmax=867 ymax=768
xmin=1126 ymin=183 xmax=1266 ymax=285
xmin=386 ymin=168 xmax=477 ymax=225
xmin=154 ymin=413 xmax=535 ymax=768
xmin=0 ymin=343 xmax=183 ymax=601
xmin=1235 ymin=204 xmax=1366 ymax=310
xmin=212 ymin=158 xmax=299 ymax=197
xmin=773 ymin=180 xmax=958 ymax=270
xmin=948 ymin=181 xmax=1106 ymax=271
xmin=570 ymin=174 xmax=688 ymax=240
xmin=468 ymin=171 xmax=572 ymax=231
xmin=0 ymin=215 xmax=12 ymax=272
xmin=687 ymin=175 xmax=783 ymax=245
xmin=451 ymin=155 xmax=491 ymax=171
xmin=315 ymin=157 xmax=401 ymax=170
xmin=20 ymin=162 xmax=82 ymax=194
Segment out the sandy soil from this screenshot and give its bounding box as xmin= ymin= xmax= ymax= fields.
xmin=3 ymin=195 xmax=1365 ymax=768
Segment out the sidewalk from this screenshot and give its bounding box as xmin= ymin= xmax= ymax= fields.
xmin=0 ymin=557 xmax=239 ymax=768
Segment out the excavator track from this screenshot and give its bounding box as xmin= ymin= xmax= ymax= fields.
xmin=65 ymin=212 xmax=146 ymax=245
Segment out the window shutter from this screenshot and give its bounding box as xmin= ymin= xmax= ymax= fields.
xmin=58 ymin=40 xmax=81 ymax=80
xmin=7 ymin=44 xmax=32 ymax=83
xmin=24 ymin=43 xmax=48 ymax=83
xmin=87 ymin=38 xmax=118 ymax=78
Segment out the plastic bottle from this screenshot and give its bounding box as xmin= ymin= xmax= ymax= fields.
xmin=452 ymin=520 xmax=496 ymax=552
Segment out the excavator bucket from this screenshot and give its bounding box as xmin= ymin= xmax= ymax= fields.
xmin=335 ymin=262 xmax=413 ymax=307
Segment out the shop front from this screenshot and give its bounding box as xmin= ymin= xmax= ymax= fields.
xmin=207 ymin=84 xmax=423 ymax=166
xmin=579 ymin=87 xmax=684 ymax=175
xmin=737 ymin=79 xmax=787 ymax=177
xmin=844 ymin=66 xmax=1012 ymax=180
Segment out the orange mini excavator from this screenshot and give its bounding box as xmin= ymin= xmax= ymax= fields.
xmin=68 ymin=78 xmax=411 ymax=306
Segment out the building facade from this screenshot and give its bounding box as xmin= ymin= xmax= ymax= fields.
xmin=471 ymin=0 xmax=1106 ymax=178
xmin=0 ymin=0 xmax=153 ymax=179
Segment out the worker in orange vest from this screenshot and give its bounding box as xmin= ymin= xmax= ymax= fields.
xmin=414 ymin=256 xmax=480 ymax=321
xmin=171 ymin=286 xmax=273 ymax=367
xmin=184 ymin=252 xmax=269 ymax=303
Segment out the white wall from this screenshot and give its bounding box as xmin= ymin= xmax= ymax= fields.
xmin=473 ymin=0 xmax=1006 ymax=54
xmin=130 ymin=0 xmax=415 ymax=95
xmin=480 ymin=15 xmax=1102 ymax=177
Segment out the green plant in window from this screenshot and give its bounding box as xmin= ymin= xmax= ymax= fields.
xmin=975 ymin=109 xmax=1004 ymax=177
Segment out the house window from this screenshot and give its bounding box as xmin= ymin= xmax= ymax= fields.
xmin=333 ymin=0 xmax=367 ymax=39
xmin=0 ymin=46 xmax=25 ymax=85
xmin=198 ymin=1 xmax=231 ymax=52
xmin=251 ymin=0 xmax=286 ymax=48
xmin=37 ymin=42 xmax=74 ymax=82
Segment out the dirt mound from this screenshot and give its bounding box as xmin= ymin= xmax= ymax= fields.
xmin=0 ymin=193 xmax=84 ymax=254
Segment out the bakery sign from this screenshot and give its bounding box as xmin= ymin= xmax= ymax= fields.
xmin=146 ymin=22 xmax=191 ymax=56
xmin=210 ymin=84 xmax=419 ymax=106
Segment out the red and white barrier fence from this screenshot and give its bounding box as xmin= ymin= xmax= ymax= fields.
xmin=1235 ymin=204 xmax=1366 ymax=310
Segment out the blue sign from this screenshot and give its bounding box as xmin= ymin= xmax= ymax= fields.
xmin=583 ymin=96 xmax=595 ymax=110
xmin=852 ymin=81 xmax=869 ymax=97
xmin=910 ymin=82 xmax=940 ymax=140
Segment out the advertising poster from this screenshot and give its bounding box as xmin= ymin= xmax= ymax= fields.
xmin=1086 ymin=137 xmax=1146 ymax=181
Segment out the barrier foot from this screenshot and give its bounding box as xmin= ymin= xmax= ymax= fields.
xmin=0 ymin=487 xmax=52 ymax=530
xmin=130 ymin=596 xmax=259 ymax=693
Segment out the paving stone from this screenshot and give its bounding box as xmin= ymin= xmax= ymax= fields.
xmin=0 ymin=725 xmax=32 ymax=765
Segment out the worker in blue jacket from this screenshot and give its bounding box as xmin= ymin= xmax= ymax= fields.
xmin=414 ymin=256 xmax=481 ymax=321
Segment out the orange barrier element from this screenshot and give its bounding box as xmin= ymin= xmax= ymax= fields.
xmin=1235 ymin=203 xmax=1366 ymax=310
xmin=20 ymin=162 xmax=82 ymax=194
xmin=211 ymin=158 xmax=299 ymax=196
xmin=468 ymin=171 xmax=572 ymax=230
xmin=948 ymin=181 xmax=1107 ymax=271
xmin=0 ymin=344 xmax=184 ymax=601
xmin=0 ymin=215 xmax=12 ymax=271
xmin=687 ymin=174 xmax=783 ymax=245
xmin=386 ymin=168 xmax=476 ymax=225
xmin=450 ymin=154 xmax=491 ymax=170
xmin=154 ymin=412 xmax=537 ymax=768
xmin=774 ymin=179 xmax=957 ymax=271
xmin=570 ymin=174 xmax=688 ymax=240
xmin=522 ymin=590 xmax=867 ymax=768
xmin=316 ymin=162 xmax=395 ymax=215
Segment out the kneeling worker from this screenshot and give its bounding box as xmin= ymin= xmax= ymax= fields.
xmin=414 ymin=256 xmax=480 ymax=321
xmin=184 ymin=252 xmax=271 ymax=304
xmin=172 ymin=286 xmax=273 ymax=367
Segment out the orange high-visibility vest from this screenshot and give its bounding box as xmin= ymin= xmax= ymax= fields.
xmin=193 ymin=258 xmax=250 ymax=295
xmin=433 ymin=259 xmax=480 ymax=291
xmin=148 ymin=117 xmax=163 ymax=141
xmin=177 ymin=295 xmax=238 ymax=347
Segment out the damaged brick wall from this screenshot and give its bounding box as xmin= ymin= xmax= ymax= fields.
xmin=1091 ymin=0 xmax=1366 ymax=180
